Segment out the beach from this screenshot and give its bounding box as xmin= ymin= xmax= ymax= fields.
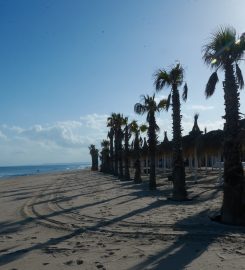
xmin=0 ymin=169 xmax=245 ymax=270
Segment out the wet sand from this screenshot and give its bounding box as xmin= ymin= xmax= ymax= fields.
xmin=0 ymin=169 xmax=245 ymax=269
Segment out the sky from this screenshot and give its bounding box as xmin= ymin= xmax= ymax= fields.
xmin=0 ymin=0 xmax=245 ymax=166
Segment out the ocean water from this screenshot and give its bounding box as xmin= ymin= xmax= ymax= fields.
xmin=0 ymin=162 xmax=91 ymax=179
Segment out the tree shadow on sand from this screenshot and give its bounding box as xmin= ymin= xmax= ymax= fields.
xmin=128 ymin=209 xmax=245 ymax=270
xmin=1 ymin=196 xmax=238 ymax=268
xmin=1 ymin=172 xmax=242 ymax=268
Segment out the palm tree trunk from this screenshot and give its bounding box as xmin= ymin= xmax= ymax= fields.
xmin=205 ymin=153 xmax=208 ymax=174
xmin=109 ymin=129 xmax=114 ymax=174
xmin=148 ymin=113 xmax=157 ymax=190
xmin=134 ymin=133 xmax=142 ymax=183
xmin=118 ymin=131 xmax=124 ymax=179
xmin=171 ymin=86 xmax=187 ymax=200
xmin=221 ymin=62 xmax=245 ymax=225
xmin=114 ymin=133 xmax=119 ymax=176
xmin=91 ymin=152 xmax=98 ymax=171
xmin=124 ymin=125 xmax=131 ymax=180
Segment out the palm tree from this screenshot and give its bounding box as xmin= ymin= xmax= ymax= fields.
xmin=123 ymin=117 xmax=131 ymax=181
xmin=134 ymin=94 xmax=167 ymax=190
xmin=130 ymin=120 xmax=147 ymax=184
xmin=203 ymin=26 xmax=245 ymax=225
xmin=88 ymin=144 xmax=99 ymax=171
xmin=107 ymin=113 xmax=125 ymax=178
xmin=100 ymin=140 xmax=110 ymax=173
xmin=154 ymin=63 xmax=188 ymax=200
xmin=115 ymin=114 xmax=126 ymax=179
xmin=107 ymin=113 xmax=120 ymax=177
xmin=107 ymin=128 xmax=114 ymax=173
xmin=107 ymin=113 xmax=117 ymax=174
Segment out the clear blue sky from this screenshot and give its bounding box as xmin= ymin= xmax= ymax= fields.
xmin=0 ymin=0 xmax=245 ymax=165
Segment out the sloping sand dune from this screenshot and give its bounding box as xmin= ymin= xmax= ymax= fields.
xmin=0 ymin=170 xmax=245 ymax=269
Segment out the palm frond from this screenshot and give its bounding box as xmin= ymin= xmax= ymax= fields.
xmin=158 ymin=99 xmax=168 ymax=110
xmin=202 ymin=26 xmax=245 ymax=68
xmin=205 ymin=71 xmax=219 ymax=98
xmin=166 ymin=93 xmax=171 ymax=111
xmin=101 ymin=140 xmax=110 ymax=148
xmin=134 ymin=103 xmax=146 ymax=115
xmin=169 ymin=63 xmax=184 ymax=84
xmin=236 ymin=63 xmax=244 ymax=89
xmin=154 ymin=69 xmax=170 ymax=91
xmin=182 ymin=83 xmax=188 ymax=102
xmin=88 ymin=144 xmax=95 ymax=151
xmin=140 ymin=124 xmax=148 ymax=133
xmin=129 ymin=120 xmax=138 ymax=134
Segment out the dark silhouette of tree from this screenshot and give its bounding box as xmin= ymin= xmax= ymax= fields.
xmin=130 ymin=120 xmax=147 ymax=184
xmin=88 ymin=144 xmax=99 ymax=171
xmin=100 ymin=140 xmax=110 ymax=173
xmin=107 ymin=113 xmax=117 ymax=175
xmin=203 ymin=26 xmax=245 ymax=225
xmin=107 ymin=113 xmax=125 ymax=178
xmin=154 ymin=63 xmax=188 ymax=200
xmin=123 ymin=117 xmax=131 ymax=181
xmin=134 ymin=94 xmax=167 ymax=190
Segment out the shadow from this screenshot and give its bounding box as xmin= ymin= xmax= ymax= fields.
xmin=0 ymin=228 xmax=85 ymax=266
xmin=1 ymin=171 xmax=240 ymax=268
xmin=30 ymin=185 xmax=119 ymax=206
xmin=0 ymin=198 xmax=167 ymax=266
xmin=190 ymin=187 xmax=221 ymax=202
xmin=0 ymin=188 xmax=137 ymax=236
xmin=0 ymin=220 xmax=33 ymax=235
xmin=128 ymin=210 xmax=244 ymax=270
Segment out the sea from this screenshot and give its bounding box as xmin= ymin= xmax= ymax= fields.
xmin=0 ymin=162 xmax=91 ymax=179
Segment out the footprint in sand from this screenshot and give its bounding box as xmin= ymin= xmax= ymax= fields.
xmin=97 ymin=242 xmax=106 ymax=247
xmin=76 ymin=259 xmax=83 ymax=265
xmin=64 ymin=260 xmax=74 ymax=266
xmin=95 ymin=261 xmax=106 ymax=269
xmin=114 ymin=239 xmax=122 ymax=243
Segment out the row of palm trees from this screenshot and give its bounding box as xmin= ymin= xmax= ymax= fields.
xmin=89 ymin=26 xmax=245 ymax=226
xmin=104 ymin=113 xmax=148 ymax=182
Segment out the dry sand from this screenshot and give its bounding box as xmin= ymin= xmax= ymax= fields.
xmin=0 ymin=169 xmax=245 ymax=270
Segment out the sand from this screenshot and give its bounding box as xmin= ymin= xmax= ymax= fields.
xmin=0 ymin=169 xmax=245 ymax=270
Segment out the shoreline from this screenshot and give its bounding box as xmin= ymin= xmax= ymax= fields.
xmin=0 ymin=169 xmax=245 ymax=269
xmin=0 ymin=164 xmax=91 ymax=181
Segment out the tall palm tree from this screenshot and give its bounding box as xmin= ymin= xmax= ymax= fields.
xmin=107 ymin=128 xmax=114 ymax=173
xmin=107 ymin=113 xmax=117 ymax=174
xmin=154 ymin=63 xmax=188 ymax=200
xmin=88 ymin=144 xmax=99 ymax=171
xmin=100 ymin=140 xmax=110 ymax=173
xmin=107 ymin=113 xmax=120 ymax=177
xmin=116 ymin=114 xmax=126 ymax=179
xmin=123 ymin=117 xmax=131 ymax=181
xmin=203 ymin=26 xmax=245 ymax=225
xmin=107 ymin=113 xmax=125 ymax=178
xmin=130 ymin=120 xmax=147 ymax=184
xmin=134 ymin=94 xmax=167 ymax=190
